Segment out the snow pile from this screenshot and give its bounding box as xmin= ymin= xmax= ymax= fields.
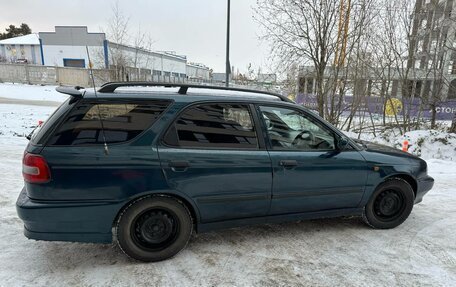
xmin=344 ymin=129 xmax=456 ymax=161
xmin=0 ymin=83 xmax=68 ymax=102
xmin=397 ymin=130 xmax=456 ymax=161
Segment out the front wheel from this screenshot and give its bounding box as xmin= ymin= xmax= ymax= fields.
xmin=363 ymin=178 xmax=415 ymax=229
xmin=116 ymin=196 xmax=193 ymax=262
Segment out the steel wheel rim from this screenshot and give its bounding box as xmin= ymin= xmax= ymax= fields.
xmin=131 ymin=208 xmax=179 ymax=251
xmin=373 ymin=189 xmax=405 ymax=222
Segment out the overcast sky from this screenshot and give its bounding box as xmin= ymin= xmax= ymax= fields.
xmin=2 ymin=0 xmax=272 ymax=73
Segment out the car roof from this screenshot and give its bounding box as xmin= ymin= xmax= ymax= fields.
xmin=57 ymin=82 xmax=293 ymax=104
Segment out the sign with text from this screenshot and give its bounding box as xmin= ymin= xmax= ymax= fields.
xmin=296 ymin=94 xmax=456 ymax=121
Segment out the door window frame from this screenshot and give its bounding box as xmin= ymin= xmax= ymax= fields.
xmin=256 ymin=103 xmax=345 ymax=152
xmin=159 ymin=101 xmax=267 ymax=150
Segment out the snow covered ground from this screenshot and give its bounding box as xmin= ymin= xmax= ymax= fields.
xmin=0 ymin=83 xmax=455 ymax=286
xmin=0 ymin=83 xmax=68 ymax=103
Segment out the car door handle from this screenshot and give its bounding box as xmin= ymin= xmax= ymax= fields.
xmin=168 ymin=161 xmax=190 ymax=172
xmin=279 ymin=160 xmax=298 ymax=168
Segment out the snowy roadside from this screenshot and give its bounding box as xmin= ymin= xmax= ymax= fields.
xmin=0 ymin=83 xmax=455 ymax=286
xmin=0 ymin=83 xmax=68 ymax=102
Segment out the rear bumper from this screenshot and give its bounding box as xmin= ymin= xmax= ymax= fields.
xmin=414 ymin=175 xmax=434 ymax=204
xmin=16 ymin=187 xmax=123 ymax=243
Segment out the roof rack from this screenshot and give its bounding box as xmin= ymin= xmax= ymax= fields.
xmin=98 ymin=81 xmax=293 ymax=103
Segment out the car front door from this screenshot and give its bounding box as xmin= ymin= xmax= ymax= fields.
xmin=158 ymin=102 xmax=272 ymax=223
xmin=258 ymin=105 xmax=368 ymax=215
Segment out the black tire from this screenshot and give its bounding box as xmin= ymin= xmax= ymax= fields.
xmin=363 ymin=178 xmax=415 ymax=229
xmin=116 ymin=196 xmax=193 ymax=262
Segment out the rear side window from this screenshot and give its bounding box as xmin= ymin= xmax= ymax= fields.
xmin=30 ymin=98 xmax=76 ymax=145
xmin=164 ymin=103 xmax=258 ymax=149
xmin=48 ymin=100 xmax=170 ymax=145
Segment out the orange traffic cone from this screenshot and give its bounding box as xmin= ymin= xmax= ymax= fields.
xmin=402 ymin=140 xmax=409 ymax=152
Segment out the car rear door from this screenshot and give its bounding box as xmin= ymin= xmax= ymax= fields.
xmin=258 ymin=104 xmax=368 ymax=215
xmin=157 ymin=102 xmax=272 ymax=223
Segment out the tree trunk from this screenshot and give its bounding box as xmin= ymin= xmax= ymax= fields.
xmin=316 ymin=65 xmax=326 ymax=118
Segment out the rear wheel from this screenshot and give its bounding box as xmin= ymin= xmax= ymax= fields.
xmin=363 ymin=178 xmax=415 ymax=229
xmin=116 ymin=196 xmax=193 ymax=262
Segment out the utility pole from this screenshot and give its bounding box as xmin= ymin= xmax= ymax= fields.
xmin=225 ymin=0 xmax=231 ymax=87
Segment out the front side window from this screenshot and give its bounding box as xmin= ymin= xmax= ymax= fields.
xmin=164 ymin=103 xmax=258 ymax=149
xmin=259 ymin=106 xmax=335 ymax=151
xmin=48 ymin=100 xmax=170 ymax=145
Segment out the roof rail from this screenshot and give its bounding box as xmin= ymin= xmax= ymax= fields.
xmin=55 ymin=86 xmax=85 ymax=98
xmin=98 ymin=81 xmax=293 ymax=102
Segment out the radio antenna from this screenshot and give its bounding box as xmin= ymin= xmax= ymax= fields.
xmin=86 ymin=46 xmax=109 ymax=155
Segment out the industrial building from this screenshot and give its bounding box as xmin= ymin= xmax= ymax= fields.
xmin=186 ymin=63 xmax=211 ymax=80
xmin=298 ymin=0 xmax=456 ymax=101
xmin=408 ymin=0 xmax=456 ymax=99
xmin=0 ymin=26 xmax=211 ymax=81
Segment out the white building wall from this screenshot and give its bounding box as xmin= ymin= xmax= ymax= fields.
xmin=0 ymin=44 xmax=41 ymax=65
xmin=42 ymin=45 xmax=104 ymax=68
xmin=186 ymin=64 xmax=210 ymax=80
xmin=107 ymin=42 xmax=187 ymax=75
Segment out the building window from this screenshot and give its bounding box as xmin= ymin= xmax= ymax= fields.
xmin=420 ymin=19 xmax=427 ymax=30
xmin=306 ymin=79 xmax=314 ymax=94
xmin=63 ymin=58 xmax=85 ymax=68
xmin=448 ymin=79 xmax=456 ymax=99
xmin=298 ymin=77 xmax=305 ymax=94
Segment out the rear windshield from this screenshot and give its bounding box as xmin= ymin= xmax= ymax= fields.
xmin=47 ymin=100 xmax=170 ymax=146
xmin=30 ymin=98 xmax=75 ymax=145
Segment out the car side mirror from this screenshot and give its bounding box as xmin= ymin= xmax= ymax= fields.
xmin=337 ymin=136 xmax=349 ymax=151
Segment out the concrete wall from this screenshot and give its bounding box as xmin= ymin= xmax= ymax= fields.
xmin=0 ymin=63 xmax=203 ymax=87
xmin=0 ymin=63 xmax=107 ymax=86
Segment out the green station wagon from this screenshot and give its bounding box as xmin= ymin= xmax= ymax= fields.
xmin=17 ymin=82 xmax=434 ymax=262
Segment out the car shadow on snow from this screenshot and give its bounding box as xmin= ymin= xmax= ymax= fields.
xmin=36 ymin=216 xmax=366 ymax=267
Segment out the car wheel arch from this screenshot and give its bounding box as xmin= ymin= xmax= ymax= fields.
xmin=112 ymin=192 xmax=201 ymax=231
xmin=382 ymin=174 xmax=417 ymax=197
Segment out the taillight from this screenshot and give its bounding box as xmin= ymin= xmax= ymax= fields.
xmin=22 ymin=152 xmax=51 ymax=183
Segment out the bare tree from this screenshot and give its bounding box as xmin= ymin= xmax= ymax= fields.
xmin=254 ymin=0 xmax=376 ymax=125
xmin=105 ymin=1 xmax=130 ymax=81
xmin=104 ymin=1 xmax=155 ymax=82
xmin=254 ymin=0 xmax=341 ymax=117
